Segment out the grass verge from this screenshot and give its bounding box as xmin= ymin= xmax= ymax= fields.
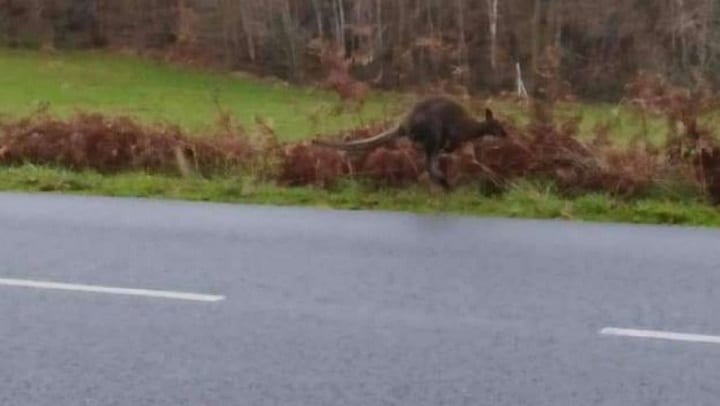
xmin=3 ymin=164 xmax=719 ymax=227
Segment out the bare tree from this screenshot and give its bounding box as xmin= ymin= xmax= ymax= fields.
xmin=5 ymin=0 xmax=720 ymax=98
xmin=486 ymin=0 xmax=499 ymax=71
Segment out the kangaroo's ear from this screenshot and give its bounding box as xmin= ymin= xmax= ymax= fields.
xmin=485 ymin=108 xmax=494 ymax=121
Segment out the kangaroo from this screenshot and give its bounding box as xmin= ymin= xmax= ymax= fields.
xmin=312 ymin=96 xmax=508 ymax=189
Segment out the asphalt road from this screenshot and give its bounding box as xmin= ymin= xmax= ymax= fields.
xmin=1 ymin=192 xmax=719 ymax=406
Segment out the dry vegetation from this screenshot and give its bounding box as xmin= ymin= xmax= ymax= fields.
xmin=4 ymin=0 xmax=720 ymax=101
xmin=2 ymin=73 xmax=720 ymax=206
xmin=5 ymin=1 xmax=720 ymax=225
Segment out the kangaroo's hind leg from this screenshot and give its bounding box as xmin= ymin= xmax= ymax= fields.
xmin=425 ymin=149 xmax=450 ymax=191
xmin=408 ymin=120 xmax=451 ymax=191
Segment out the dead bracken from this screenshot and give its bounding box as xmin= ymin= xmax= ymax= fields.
xmin=2 ymin=77 xmax=720 ymax=204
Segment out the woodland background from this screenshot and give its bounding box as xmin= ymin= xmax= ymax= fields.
xmin=2 ymin=0 xmax=719 ymax=100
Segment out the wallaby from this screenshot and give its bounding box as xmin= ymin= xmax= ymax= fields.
xmin=312 ymin=96 xmax=508 ymax=189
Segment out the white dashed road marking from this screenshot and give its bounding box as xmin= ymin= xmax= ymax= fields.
xmin=0 ymin=277 xmax=225 ymax=302
xmin=600 ymin=327 xmax=720 ymax=345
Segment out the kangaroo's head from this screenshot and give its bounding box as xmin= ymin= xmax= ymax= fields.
xmin=478 ymin=108 xmax=508 ymax=138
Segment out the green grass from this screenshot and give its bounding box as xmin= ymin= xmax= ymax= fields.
xmin=2 ymin=49 xmax=720 ymax=226
xmin=0 ymin=49 xmax=404 ymax=139
xmin=3 ymin=164 xmax=719 ymax=227
xmin=496 ymin=98 xmax=674 ymax=145
xmin=0 ymin=48 xmax=683 ymax=144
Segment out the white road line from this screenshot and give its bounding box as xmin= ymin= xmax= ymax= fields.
xmin=0 ymin=277 xmax=225 ymax=302
xmin=600 ymin=327 xmax=720 ymax=345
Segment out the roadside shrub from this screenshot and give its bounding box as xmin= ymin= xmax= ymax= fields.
xmin=2 ymin=100 xmax=720 ymax=205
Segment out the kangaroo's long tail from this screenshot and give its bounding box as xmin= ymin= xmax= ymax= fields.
xmin=312 ymin=125 xmax=402 ymax=151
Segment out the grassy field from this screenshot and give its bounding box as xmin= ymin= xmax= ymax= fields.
xmin=0 ymin=49 xmax=674 ymax=142
xmin=1 ymin=49 xmax=719 ymax=227
xmin=0 ymin=49 xmax=404 ymax=139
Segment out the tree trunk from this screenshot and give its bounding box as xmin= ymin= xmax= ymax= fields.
xmin=337 ymin=0 xmax=346 ymax=48
xmin=281 ymin=0 xmax=298 ymax=80
xmin=310 ymin=0 xmax=324 ymax=37
xmin=456 ymin=0 xmax=468 ymax=86
xmin=238 ymin=0 xmax=256 ymax=63
xmin=531 ymin=0 xmax=554 ymax=124
xmin=375 ymin=0 xmax=383 ymax=48
xmin=486 ymin=0 xmax=498 ymax=72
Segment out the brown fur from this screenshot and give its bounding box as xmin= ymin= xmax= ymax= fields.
xmin=313 ymin=96 xmax=508 ymax=189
